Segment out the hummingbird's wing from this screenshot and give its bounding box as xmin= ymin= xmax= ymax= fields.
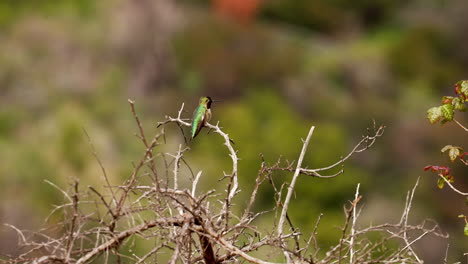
xmin=191 ymin=105 xmax=206 ymax=139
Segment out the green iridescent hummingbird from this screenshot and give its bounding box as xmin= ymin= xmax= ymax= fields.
xmin=191 ymin=96 xmax=213 ymax=139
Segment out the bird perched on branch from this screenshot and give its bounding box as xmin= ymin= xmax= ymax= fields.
xmin=191 ymin=96 xmax=214 ymax=139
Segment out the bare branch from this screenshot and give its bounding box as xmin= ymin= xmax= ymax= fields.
xmin=75 ymin=216 xmax=184 ymax=264
xmin=192 ymin=171 xmax=203 ymax=197
xmin=205 ymin=122 xmax=238 ymax=228
xmin=277 ymin=125 xmax=315 ymax=262
xmin=349 ymin=183 xmax=360 ymax=264
xmin=277 ymin=126 xmax=315 ymax=237
xmin=301 ymin=124 xmax=384 ymax=178
xmin=7 ymin=102 xmax=446 ymax=264
xmin=83 ymin=128 xmax=118 ymax=207
xmin=438 ymin=174 xmax=468 ymax=196
xmin=454 ymin=119 xmax=468 ymax=132
xmin=129 ymin=99 xmax=160 ymax=189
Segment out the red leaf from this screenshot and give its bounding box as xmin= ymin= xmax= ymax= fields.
xmin=455 ymin=83 xmax=460 ymax=94
xmin=423 ymin=165 xmax=433 ymax=171
xmin=423 ymin=165 xmax=451 ymax=175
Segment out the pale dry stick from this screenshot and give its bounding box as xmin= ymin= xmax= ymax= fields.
xmin=443 ymin=244 xmax=450 ymax=264
xmin=349 ymin=183 xmax=360 ymax=264
xmin=454 ymin=119 xmax=468 ymax=132
xmin=399 ymin=177 xmax=420 ymax=226
xmin=277 ymin=125 xmax=315 ymax=263
xmin=192 ymin=171 xmax=203 ymax=196
xmin=438 ymin=174 xmax=468 ymax=196
xmin=338 ymin=188 xmax=362 ymax=264
xmin=277 ymin=126 xmax=315 ymax=235
xmin=398 ymin=177 xmax=422 ymax=263
xmin=169 ymin=144 xmax=186 ymax=190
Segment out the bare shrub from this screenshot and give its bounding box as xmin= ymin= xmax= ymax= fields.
xmin=3 ymin=100 xmax=446 ymax=264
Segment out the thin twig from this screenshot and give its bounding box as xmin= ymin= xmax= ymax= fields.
xmin=277 ymin=126 xmax=315 ymax=262
xmin=349 ymin=183 xmax=360 ymax=264
xmin=128 ymin=99 xmax=160 ymax=190
xmin=83 ymin=128 xmax=118 ymax=207
xmin=192 ymin=171 xmax=203 ymax=197
xmin=277 ymin=126 xmax=315 ymax=236
xmin=438 ymin=174 xmax=468 ymax=196
xmin=454 ymin=119 xmax=468 ymax=132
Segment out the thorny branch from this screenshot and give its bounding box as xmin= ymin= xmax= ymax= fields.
xmin=5 ymin=102 xmax=446 ymax=264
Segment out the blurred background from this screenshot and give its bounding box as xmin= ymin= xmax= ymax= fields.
xmin=0 ymin=0 xmax=467 ymax=262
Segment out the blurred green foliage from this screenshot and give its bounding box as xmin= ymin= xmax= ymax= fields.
xmin=1 ymin=0 xmax=467 ymax=261
xmin=0 ymin=0 xmax=95 ymax=27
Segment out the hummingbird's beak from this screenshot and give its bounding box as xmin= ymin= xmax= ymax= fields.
xmin=212 ymin=99 xmax=223 ymax=102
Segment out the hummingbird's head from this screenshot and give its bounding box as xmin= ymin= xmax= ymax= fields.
xmin=200 ymin=96 xmax=213 ymax=108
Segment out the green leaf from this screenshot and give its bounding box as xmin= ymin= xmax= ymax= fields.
xmin=452 ymin=97 xmax=466 ymax=111
xmin=441 ymin=145 xmax=463 ymax=162
xmin=449 ymin=148 xmax=461 ymax=162
xmin=461 ymin=214 xmax=468 ymax=236
xmin=437 ymin=177 xmax=445 ymax=189
xmin=427 ymin=106 xmax=442 ymax=124
xmin=457 ymin=80 xmax=468 ymax=97
xmin=440 ymin=104 xmax=454 ymax=121
xmin=440 ymin=145 xmax=452 ymax=153
xmin=447 ymin=175 xmax=455 ymax=183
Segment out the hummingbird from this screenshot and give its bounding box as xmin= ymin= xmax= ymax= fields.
xmin=191 ymin=96 xmax=213 ymax=139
